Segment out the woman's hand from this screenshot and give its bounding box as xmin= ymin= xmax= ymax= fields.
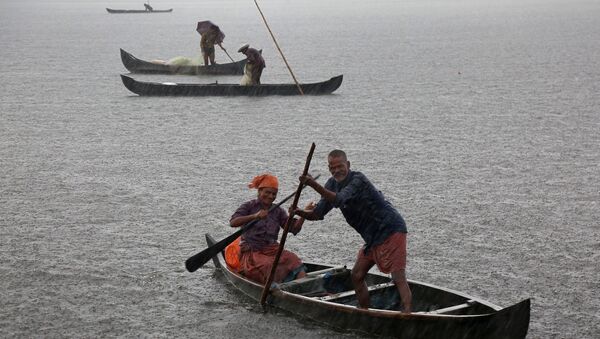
xmin=254 ymin=209 xmax=268 ymax=220
xmin=290 ymin=202 xmax=315 ymax=235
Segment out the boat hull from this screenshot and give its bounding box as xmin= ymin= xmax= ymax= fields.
xmin=120 ymin=74 xmax=343 ymax=96
xmin=204 ymin=233 xmax=530 ymax=339
xmin=120 ymin=49 xmax=246 ymax=75
xmin=107 ymin=8 xmax=173 ymax=13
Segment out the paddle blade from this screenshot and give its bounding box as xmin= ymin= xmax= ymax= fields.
xmin=185 ymin=229 xmax=242 ymax=272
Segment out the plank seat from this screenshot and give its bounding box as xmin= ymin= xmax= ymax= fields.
xmin=418 ymin=300 xmax=477 ymax=314
xmin=278 ymin=266 xmax=347 ymax=287
xmin=305 ymin=266 xmax=347 ymax=278
xmin=316 ymin=282 xmax=396 ymax=302
xmin=277 ymin=266 xmax=348 ymax=296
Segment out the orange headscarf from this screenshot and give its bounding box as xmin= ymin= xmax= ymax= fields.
xmin=248 ymin=173 xmax=279 ymax=189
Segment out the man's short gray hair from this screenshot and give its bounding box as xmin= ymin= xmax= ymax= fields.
xmin=328 ymin=149 xmax=347 ymax=160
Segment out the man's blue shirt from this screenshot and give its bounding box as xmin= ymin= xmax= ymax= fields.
xmin=313 ymin=171 xmax=407 ymax=252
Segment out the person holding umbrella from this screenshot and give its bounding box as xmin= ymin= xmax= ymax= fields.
xmin=196 ymin=21 xmax=226 ymax=66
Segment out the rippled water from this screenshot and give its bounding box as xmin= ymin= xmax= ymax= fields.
xmin=1 ymin=0 xmax=599 ymax=338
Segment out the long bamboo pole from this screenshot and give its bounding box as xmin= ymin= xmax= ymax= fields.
xmin=254 ymin=0 xmax=304 ymax=95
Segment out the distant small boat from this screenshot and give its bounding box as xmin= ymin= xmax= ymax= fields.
xmin=204 ymin=233 xmax=531 ymax=339
xmin=120 ymin=74 xmax=343 ymax=96
xmin=120 ymin=49 xmax=246 ymax=75
xmin=106 ymin=8 xmax=173 ymax=14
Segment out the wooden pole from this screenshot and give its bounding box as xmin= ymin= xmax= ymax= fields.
xmin=254 ymin=0 xmax=304 ymax=95
xmin=220 ymin=46 xmax=236 ymax=64
xmin=219 ymin=46 xmax=244 ymax=73
xmin=260 ymin=143 xmax=315 ymax=305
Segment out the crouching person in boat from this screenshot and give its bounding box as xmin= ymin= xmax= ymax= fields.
xmin=238 ymin=44 xmax=265 ymax=85
xmin=144 ymin=3 xmax=153 ymax=11
xmin=293 ymin=149 xmax=413 ymax=313
xmin=228 ymin=173 xmax=307 ymax=284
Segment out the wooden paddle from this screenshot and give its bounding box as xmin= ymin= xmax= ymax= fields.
xmin=220 ymin=46 xmax=244 ymax=74
xmin=184 ymin=172 xmax=320 ymax=273
xmin=219 ymin=46 xmax=240 ymax=67
xmin=260 ymin=143 xmax=316 ymax=305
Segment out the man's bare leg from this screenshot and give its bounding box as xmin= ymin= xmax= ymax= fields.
xmin=351 ymin=259 xmax=374 ymax=309
xmin=392 ymin=269 xmax=412 ymax=313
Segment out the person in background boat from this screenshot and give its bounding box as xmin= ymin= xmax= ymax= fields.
xmin=238 ymin=43 xmax=265 ymax=85
xmin=292 ymin=149 xmax=413 ymax=313
xmin=200 ymin=24 xmax=225 ymax=66
xmin=229 ymin=173 xmax=310 ymax=284
xmin=143 ymin=3 xmax=153 ymax=11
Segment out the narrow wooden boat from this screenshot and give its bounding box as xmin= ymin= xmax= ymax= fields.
xmin=120 ymin=49 xmax=246 ymax=75
xmin=106 ymin=8 xmax=173 ymax=14
xmin=120 ymin=74 xmax=343 ymax=96
xmin=205 ymin=233 xmax=530 ymax=339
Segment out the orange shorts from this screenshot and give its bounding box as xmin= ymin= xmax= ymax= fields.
xmin=356 ymin=232 xmax=407 ymax=274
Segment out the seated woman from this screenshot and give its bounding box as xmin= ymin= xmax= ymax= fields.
xmin=229 ymin=173 xmax=307 ymax=284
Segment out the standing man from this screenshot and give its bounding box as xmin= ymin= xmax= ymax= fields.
xmin=238 ymin=44 xmax=265 ymax=85
xmin=293 ymin=149 xmax=412 ymax=312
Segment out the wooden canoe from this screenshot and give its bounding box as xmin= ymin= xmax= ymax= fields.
xmin=205 ymin=233 xmax=530 ymax=339
xmin=120 ymin=74 xmax=343 ymax=96
xmin=120 ymin=49 xmax=246 ymax=75
xmin=106 ymin=8 xmax=173 ymax=14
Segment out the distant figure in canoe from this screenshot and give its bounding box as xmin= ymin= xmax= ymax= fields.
xmin=293 ymin=149 xmax=413 ymax=312
xmin=144 ymin=3 xmax=153 ymax=11
xmin=197 ymin=22 xmax=225 ymax=66
xmin=238 ymin=43 xmax=265 ymax=86
xmin=228 ymin=174 xmax=311 ymax=284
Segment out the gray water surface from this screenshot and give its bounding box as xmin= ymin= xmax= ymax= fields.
xmin=1 ymin=0 xmax=599 ymax=338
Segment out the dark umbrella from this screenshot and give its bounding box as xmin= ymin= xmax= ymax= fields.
xmin=196 ymin=20 xmax=225 ymax=44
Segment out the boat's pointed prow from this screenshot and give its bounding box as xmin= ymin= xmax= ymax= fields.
xmin=329 ymin=75 xmax=343 ymax=93
xmin=496 ymin=298 xmax=531 ymax=339
xmin=120 ymin=74 xmax=139 ymax=95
